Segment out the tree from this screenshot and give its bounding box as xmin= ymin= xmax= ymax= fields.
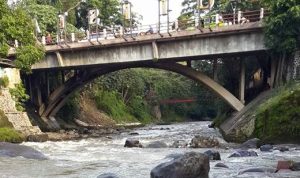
xmin=0 ymin=0 xmax=44 ymax=72
xmin=263 ymin=0 xmax=300 ymax=85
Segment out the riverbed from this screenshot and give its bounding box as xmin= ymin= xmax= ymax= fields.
xmin=0 ymin=122 xmax=300 ymax=178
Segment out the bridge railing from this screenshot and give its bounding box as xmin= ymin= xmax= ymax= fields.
xmin=13 ymin=8 xmax=268 ymax=47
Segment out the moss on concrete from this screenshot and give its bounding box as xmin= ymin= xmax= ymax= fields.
xmin=253 ymin=82 xmax=300 ymax=143
xmin=0 ymin=109 xmax=24 ymax=143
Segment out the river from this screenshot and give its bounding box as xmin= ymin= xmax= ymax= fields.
xmin=0 ymin=121 xmax=300 ymax=178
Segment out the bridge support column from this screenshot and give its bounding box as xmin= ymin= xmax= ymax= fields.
xmin=213 ymin=59 xmax=218 ymax=81
xmin=239 ymin=58 xmax=245 ymax=104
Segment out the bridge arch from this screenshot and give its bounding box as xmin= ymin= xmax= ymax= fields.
xmin=39 ymin=62 xmax=244 ymax=120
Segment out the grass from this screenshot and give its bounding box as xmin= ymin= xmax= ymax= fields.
xmin=0 ymin=127 xmax=24 ymax=143
xmin=0 ymin=109 xmax=24 ymax=143
xmin=253 ymin=82 xmax=300 ymax=143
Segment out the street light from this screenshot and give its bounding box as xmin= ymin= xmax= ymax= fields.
xmin=230 ymin=0 xmax=238 ymax=24
xmin=121 ymin=0 xmax=133 ymax=38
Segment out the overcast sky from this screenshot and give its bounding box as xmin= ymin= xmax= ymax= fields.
xmin=130 ymin=0 xmax=183 ymax=25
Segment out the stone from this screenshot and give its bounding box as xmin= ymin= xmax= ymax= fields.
xmin=97 ymin=173 xmax=119 ymax=178
xmin=276 ymin=161 xmax=292 ymax=170
xmin=0 ymin=142 xmax=47 ymax=160
xmin=291 ymin=162 xmax=300 ymax=171
xmin=274 ymin=146 xmax=289 ymax=152
xmin=239 ymin=168 xmax=276 ymax=175
xmin=239 ymin=138 xmax=260 ymax=149
xmin=204 ymin=150 xmax=221 ymax=160
xmin=228 ymin=150 xmax=258 ymax=158
xmin=171 ymin=140 xmax=188 ymax=148
xmin=124 ymin=139 xmax=143 ymax=148
xmin=146 ymin=141 xmax=168 ymax=148
xmin=208 ymin=122 xmax=215 ymax=128
xmin=26 ymin=134 xmax=49 ymax=142
xmin=190 ymin=135 xmax=219 ymax=148
xmin=150 ymin=152 xmax=210 ymax=178
xmin=129 ymin=132 xmax=139 ymax=135
xmin=260 ymin=144 xmax=273 ymax=152
xmin=215 ymin=163 xmax=229 ymax=168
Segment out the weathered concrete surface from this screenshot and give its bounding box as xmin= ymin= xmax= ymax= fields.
xmin=30 ymin=22 xmax=266 ymax=70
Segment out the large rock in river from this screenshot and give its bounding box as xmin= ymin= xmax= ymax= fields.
xmin=228 ymin=150 xmax=258 ymax=158
xmin=124 ymin=139 xmax=143 ymax=148
xmin=150 ymin=152 xmax=210 ymax=178
xmin=239 ymin=138 xmax=261 ymax=149
xmin=190 ymin=135 xmax=219 ymax=148
xmin=204 ymin=150 xmax=221 ymax=160
xmin=0 ymin=142 xmax=47 ymax=160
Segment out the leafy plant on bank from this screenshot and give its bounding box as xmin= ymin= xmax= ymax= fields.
xmin=0 ymin=75 xmax=9 ymax=88
xmin=9 ymin=83 xmax=30 ymax=111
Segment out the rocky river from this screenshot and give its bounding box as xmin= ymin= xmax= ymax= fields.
xmin=0 ymin=121 xmax=300 ymax=178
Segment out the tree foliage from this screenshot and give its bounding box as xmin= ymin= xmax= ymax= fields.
xmin=0 ymin=0 xmax=44 ymax=72
xmin=263 ymin=0 xmax=300 ymax=53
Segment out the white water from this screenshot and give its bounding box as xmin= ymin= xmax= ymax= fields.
xmin=0 ymin=122 xmax=300 ymax=178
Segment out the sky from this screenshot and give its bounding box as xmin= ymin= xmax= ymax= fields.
xmin=129 ymin=0 xmax=183 ymax=25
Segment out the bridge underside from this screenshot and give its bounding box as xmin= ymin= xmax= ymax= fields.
xmin=25 ymin=60 xmax=249 ymax=130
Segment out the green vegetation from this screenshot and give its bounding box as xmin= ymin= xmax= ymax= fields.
xmin=9 ymin=83 xmax=30 ymax=111
xmin=253 ymin=82 xmax=300 ymax=143
xmin=0 ymin=110 xmax=24 ymax=143
xmin=0 ymin=75 xmax=9 ymax=88
xmin=0 ymin=1 xmax=44 ymax=72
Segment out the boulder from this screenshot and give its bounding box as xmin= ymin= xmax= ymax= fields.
xmin=129 ymin=132 xmax=139 ymax=135
xmin=238 ymin=168 xmax=276 ymax=175
xmin=274 ymin=146 xmax=289 ymax=152
xmin=171 ymin=140 xmax=188 ymax=148
xmin=260 ymin=144 xmax=273 ymax=152
xmin=291 ymin=162 xmax=300 ymax=171
xmin=146 ymin=141 xmax=168 ymax=148
xmin=190 ymin=135 xmax=219 ymax=148
xmin=151 ymin=152 xmax=209 ymax=178
xmin=0 ymin=142 xmax=47 ymax=160
xmin=124 ymin=139 xmax=143 ymax=148
xmin=239 ymin=138 xmax=260 ymax=149
xmin=228 ymin=150 xmax=258 ymax=158
xmin=204 ymin=150 xmax=221 ymax=160
xmin=97 ymin=173 xmax=119 ymax=178
xmin=26 ymin=134 xmax=49 ymax=142
xmin=214 ymin=163 xmax=229 ymax=168
xmin=276 ymin=161 xmax=292 ymax=170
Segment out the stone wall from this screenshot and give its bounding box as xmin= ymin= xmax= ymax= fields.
xmin=0 ymin=68 xmax=42 ymax=136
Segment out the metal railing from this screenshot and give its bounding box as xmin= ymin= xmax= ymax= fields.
xmin=14 ymin=8 xmax=268 ymax=47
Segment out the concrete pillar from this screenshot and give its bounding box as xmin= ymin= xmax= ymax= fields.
xmin=213 ymin=59 xmax=218 ymax=81
xmin=45 ymin=72 xmax=50 ymax=97
xmin=239 ymin=58 xmax=245 ymax=104
xmin=187 ymin=60 xmax=192 ymax=68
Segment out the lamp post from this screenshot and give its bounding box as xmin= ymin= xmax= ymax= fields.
xmin=121 ymin=0 xmax=133 ymax=38
xmin=230 ymin=0 xmax=238 ymax=25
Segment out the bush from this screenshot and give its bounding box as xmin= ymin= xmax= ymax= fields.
xmin=0 ymin=127 xmax=24 ymax=143
xmin=57 ymin=93 xmax=80 ymax=122
xmin=254 ymin=83 xmax=300 ymax=143
xmin=93 ymin=89 xmax=137 ymax=123
xmin=9 ymin=83 xmax=29 ymax=111
xmin=0 ymin=75 xmax=9 ymax=88
xmin=0 ymin=109 xmax=13 ymax=128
